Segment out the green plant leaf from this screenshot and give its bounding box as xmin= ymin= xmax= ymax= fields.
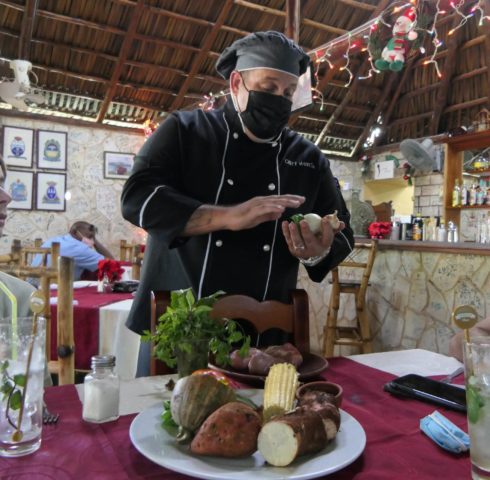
xmin=0 ymin=361 xmax=8 ymax=372
xmin=10 ymin=390 xmax=22 ymax=410
xmin=13 ymin=374 xmax=26 ymax=387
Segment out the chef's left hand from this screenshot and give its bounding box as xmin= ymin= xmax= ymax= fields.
xmin=281 ymin=217 xmax=345 ymax=259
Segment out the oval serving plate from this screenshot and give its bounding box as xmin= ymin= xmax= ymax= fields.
xmin=208 ymin=352 xmax=328 ymax=386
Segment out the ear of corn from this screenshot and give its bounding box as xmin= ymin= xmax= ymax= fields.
xmin=263 ymin=363 xmax=298 ymax=422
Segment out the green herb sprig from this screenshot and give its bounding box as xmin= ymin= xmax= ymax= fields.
xmin=142 ymin=289 xmax=250 ymax=369
xmin=1 ymin=360 xmax=26 ymax=430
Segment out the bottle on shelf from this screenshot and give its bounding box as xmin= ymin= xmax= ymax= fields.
xmin=460 ymin=182 xmax=468 ymax=206
xmin=452 ymin=179 xmax=461 ymax=207
xmin=412 ymin=212 xmax=423 ymax=241
xmin=437 ymin=218 xmax=446 ymax=242
xmin=469 ymin=183 xmax=477 ymax=206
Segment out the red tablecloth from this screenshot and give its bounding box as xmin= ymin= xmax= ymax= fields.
xmin=0 ymin=357 xmax=471 ymax=479
xmin=50 ymin=286 xmax=133 ymax=370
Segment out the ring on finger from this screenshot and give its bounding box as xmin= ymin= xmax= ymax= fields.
xmin=294 ymin=244 xmax=306 ymax=251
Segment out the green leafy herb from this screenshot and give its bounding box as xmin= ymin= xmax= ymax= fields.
xmin=1 ymin=360 xmax=27 ymax=429
xmin=467 ymin=384 xmax=485 ymax=424
xmin=290 ymin=214 xmax=304 ymax=225
xmin=142 ymin=288 xmax=250 ymax=370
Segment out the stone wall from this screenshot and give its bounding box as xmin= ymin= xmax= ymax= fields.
xmin=1 ymin=115 xmax=145 ymax=255
xmin=299 ymin=247 xmax=489 ymax=356
xmin=413 ymin=173 xmax=444 ymax=217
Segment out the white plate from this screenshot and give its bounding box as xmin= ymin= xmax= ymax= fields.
xmin=129 ymin=390 xmax=366 ymax=480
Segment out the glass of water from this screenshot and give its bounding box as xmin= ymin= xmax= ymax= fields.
xmin=464 ymin=337 xmax=490 ymax=480
xmin=0 ymin=317 xmax=46 ymax=457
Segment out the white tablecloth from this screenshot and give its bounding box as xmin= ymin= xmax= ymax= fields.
xmin=99 ymin=299 xmax=139 ymax=380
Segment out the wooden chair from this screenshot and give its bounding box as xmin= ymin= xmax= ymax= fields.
xmin=372 ymin=202 xmax=393 ymax=223
xmin=149 ymin=289 xmax=310 ymax=375
xmin=323 ymin=239 xmax=378 ymax=357
xmin=119 ymin=240 xmax=141 ymax=262
xmin=19 ymin=241 xmax=60 ymax=271
xmin=0 ymin=239 xmax=22 ymax=270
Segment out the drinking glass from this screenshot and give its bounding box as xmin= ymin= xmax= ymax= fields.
xmin=464 ymin=337 xmax=490 ymax=480
xmin=0 ymin=316 xmax=46 ymax=457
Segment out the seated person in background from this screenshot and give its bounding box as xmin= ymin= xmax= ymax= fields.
xmin=449 ymin=317 xmax=490 ymax=362
xmin=0 ymin=154 xmax=51 ymax=386
xmin=32 ymin=221 xmax=114 ymax=280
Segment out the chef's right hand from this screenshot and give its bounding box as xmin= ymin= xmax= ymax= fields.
xmin=225 ymin=195 xmax=305 ymax=231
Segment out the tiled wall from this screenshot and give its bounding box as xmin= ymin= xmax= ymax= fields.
xmin=412 ymin=173 xmax=444 ymax=217
xmin=1 ymin=116 xmax=145 ymax=255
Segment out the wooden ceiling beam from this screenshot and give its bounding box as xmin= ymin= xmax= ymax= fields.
xmin=483 ymin=0 xmax=490 ymax=109
xmin=443 ymin=97 xmax=488 ymax=113
xmin=233 ymin=0 xmax=347 ymax=36
xmin=313 ymin=0 xmax=391 ymax=147
xmin=96 ymin=0 xmax=144 ymax=123
xmin=338 ymin=0 xmax=376 ymax=11
xmin=286 ymin=0 xmax=300 ymax=43
xmin=298 ymin=113 xmax=364 ymax=129
xmin=18 ymin=0 xmax=38 ymax=60
xmin=453 ymin=66 xmax=487 ymax=82
xmin=351 ymin=72 xmax=397 ymax=157
xmin=389 ymin=111 xmax=433 ymax=127
xmin=170 ymin=0 xmax=234 ymax=111
xmin=430 ymin=15 xmax=465 ymax=135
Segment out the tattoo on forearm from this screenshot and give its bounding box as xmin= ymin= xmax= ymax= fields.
xmin=184 ymin=208 xmax=213 ymax=234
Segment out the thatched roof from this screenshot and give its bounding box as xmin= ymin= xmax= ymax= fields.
xmin=0 ymin=0 xmax=488 ymax=158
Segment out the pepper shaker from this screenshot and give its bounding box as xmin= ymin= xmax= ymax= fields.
xmin=83 ymin=355 xmax=120 ymax=423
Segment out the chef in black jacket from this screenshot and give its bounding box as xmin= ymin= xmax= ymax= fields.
xmin=121 ymin=31 xmax=354 ymax=372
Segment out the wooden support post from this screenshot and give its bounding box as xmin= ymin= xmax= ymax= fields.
xmin=285 ymin=0 xmax=300 ymax=44
xmin=57 ymin=257 xmax=74 ymax=385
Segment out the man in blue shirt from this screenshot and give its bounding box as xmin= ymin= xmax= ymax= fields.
xmin=33 ymin=221 xmax=114 ymax=280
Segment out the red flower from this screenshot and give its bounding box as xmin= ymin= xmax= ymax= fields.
xmin=97 ymin=259 xmax=125 ymax=282
xmin=368 ymin=222 xmax=392 ymax=239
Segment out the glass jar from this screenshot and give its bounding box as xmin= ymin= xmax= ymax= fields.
xmin=82 ymin=355 xmax=120 ymax=423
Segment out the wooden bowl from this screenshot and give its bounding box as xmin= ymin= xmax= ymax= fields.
xmin=296 ymin=381 xmax=343 ymax=408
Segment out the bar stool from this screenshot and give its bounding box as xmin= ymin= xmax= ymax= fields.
xmin=323 ymin=239 xmax=378 ymax=357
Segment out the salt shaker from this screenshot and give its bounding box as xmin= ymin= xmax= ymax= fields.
xmin=83 ymin=355 xmax=120 ymax=423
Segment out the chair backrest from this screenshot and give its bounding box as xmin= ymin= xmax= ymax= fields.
xmin=0 ymin=239 xmax=22 ymax=271
xmin=331 ymin=239 xmax=378 ymax=304
xmin=150 ymin=289 xmax=310 ymax=375
xmin=18 ymin=241 xmax=60 ymax=273
xmin=372 ymin=202 xmax=393 ymax=223
xmin=119 ymin=240 xmax=141 ymax=262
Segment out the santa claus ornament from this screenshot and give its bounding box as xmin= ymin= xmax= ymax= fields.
xmin=375 ymin=8 xmax=418 ymax=72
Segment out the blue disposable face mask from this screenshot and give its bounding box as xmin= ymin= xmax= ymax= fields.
xmin=420 ymin=410 xmax=470 ymax=454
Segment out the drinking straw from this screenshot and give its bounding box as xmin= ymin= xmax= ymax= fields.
xmin=0 ymin=280 xmax=17 ymax=359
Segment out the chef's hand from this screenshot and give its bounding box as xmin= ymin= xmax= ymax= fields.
xmin=225 ymin=195 xmax=305 ymax=231
xmin=281 ymin=216 xmax=345 ymax=260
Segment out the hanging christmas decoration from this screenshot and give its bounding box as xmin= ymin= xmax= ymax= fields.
xmin=374 ymin=7 xmax=418 ymax=71
xmin=143 ymin=118 xmax=157 ymax=138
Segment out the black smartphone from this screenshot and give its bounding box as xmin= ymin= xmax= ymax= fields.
xmin=384 ymin=374 xmax=466 ymax=412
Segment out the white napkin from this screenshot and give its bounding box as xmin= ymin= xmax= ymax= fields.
xmin=50 ymin=297 xmax=79 ymax=306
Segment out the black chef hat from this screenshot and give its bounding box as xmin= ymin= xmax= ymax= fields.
xmin=216 ymin=31 xmax=311 ymax=79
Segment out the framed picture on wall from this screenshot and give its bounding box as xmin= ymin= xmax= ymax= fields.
xmin=37 ymin=130 xmax=67 ymax=170
xmin=103 ymin=151 xmax=135 ymax=179
xmin=2 ymin=126 xmax=34 ymax=168
xmin=5 ymin=169 xmax=34 ymax=210
xmin=35 ymin=172 xmax=66 ymax=211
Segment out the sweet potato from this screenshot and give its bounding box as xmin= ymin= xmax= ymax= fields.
xmin=229 ymin=348 xmax=260 ymax=371
xmin=298 ymin=399 xmax=340 ymax=441
xmin=190 ymin=402 xmax=261 ymax=458
xmin=264 ymin=343 xmax=303 ymax=368
xmin=248 ymin=351 xmax=282 ymax=375
xmin=258 ymin=409 xmax=327 ymax=467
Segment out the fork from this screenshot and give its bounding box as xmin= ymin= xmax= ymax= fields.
xmin=42 ymin=404 xmax=59 ymax=425
xmin=441 ymin=366 xmax=464 ymax=383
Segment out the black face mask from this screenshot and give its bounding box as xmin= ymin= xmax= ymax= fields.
xmin=237 ymin=81 xmax=293 ymax=140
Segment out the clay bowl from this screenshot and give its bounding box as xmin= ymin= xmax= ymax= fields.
xmin=296 ymin=381 xmax=343 ymax=408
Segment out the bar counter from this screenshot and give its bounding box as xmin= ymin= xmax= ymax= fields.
xmin=298 ymin=238 xmax=490 ymax=356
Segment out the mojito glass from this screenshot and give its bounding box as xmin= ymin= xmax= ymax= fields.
xmin=0 ymin=317 xmax=46 ymax=457
xmin=465 ymin=337 xmax=490 ymax=480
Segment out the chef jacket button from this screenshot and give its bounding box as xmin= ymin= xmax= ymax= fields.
xmin=233 ymin=132 xmax=239 ymax=139
xmin=215 ymin=240 xmax=223 ymax=247
xmin=227 ymin=178 xmax=234 ymax=186
xmin=268 ymin=183 xmax=276 ymax=191
xmin=263 ymin=244 xmax=271 ymax=252
xmin=271 ymin=142 xmax=278 ymax=147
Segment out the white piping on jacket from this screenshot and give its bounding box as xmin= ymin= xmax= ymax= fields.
xmin=139 ymin=185 xmax=166 ymax=228
xmin=262 ymin=141 xmax=282 ymax=300
xmin=197 ymin=113 xmax=230 ymax=299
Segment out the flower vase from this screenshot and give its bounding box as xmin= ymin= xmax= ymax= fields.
xmin=97 ymin=274 xmax=113 ymax=293
xmin=175 ymin=339 xmax=210 ymax=378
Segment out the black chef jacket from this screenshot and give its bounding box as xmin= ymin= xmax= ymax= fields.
xmin=121 ymin=99 xmax=354 ymax=334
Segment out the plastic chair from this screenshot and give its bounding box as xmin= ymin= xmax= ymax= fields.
xmin=149 ymin=289 xmax=310 ymax=375
xmin=323 ymin=239 xmax=378 ymax=357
